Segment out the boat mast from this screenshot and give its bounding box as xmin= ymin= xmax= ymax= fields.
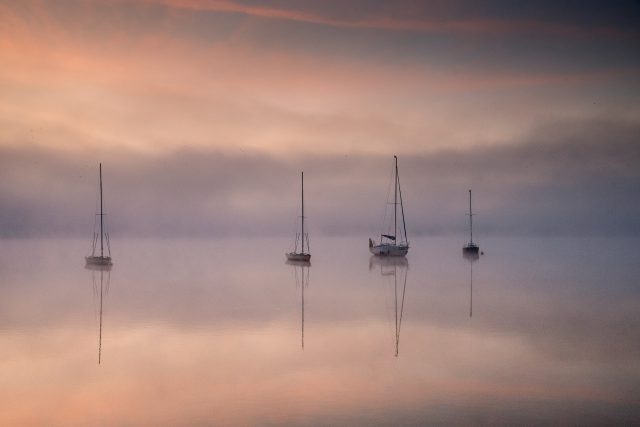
xmin=397 ymin=160 xmax=408 ymax=245
xmin=301 ymin=171 xmax=304 ymax=254
xmin=469 ymin=189 xmax=473 ymax=244
xmin=99 ymin=163 xmax=104 ymax=258
xmin=394 ymin=156 xmax=398 ymax=241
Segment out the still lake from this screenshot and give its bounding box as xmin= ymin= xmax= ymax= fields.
xmin=1 ymin=236 xmax=639 ymax=426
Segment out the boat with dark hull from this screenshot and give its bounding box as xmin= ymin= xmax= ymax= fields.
xmin=462 ymin=189 xmax=479 ymax=256
xmin=286 ymin=172 xmax=311 ymax=262
xmin=86 ymin=163 xmax=112 ymax=267
xmin=86 ymin=255 xmax=112 ymax=266
xmin=463 ymin=242 xmax=479 ymax=255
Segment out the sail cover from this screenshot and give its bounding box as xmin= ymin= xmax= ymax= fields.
xmin=382 ymin=234 xmax=396 ymax=240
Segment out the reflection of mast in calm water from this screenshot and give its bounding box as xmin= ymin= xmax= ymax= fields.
xmin=287 ymin=260 xmax=310 ymax=350
xmin=88 ymin=264 xmax=111 ymax=364
xmin=370 ymin=256 xmax=408 ymax=357
xmin=394 ymin=264 xmax=408 ymax=357
xmin=463 ymin=252 xmax=479 ymax=318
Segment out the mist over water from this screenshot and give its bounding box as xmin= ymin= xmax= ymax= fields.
xmin=2 ymin=117 xmax=639 ymax=238
xmin=1 ymin=236 xmax=638 ymax=426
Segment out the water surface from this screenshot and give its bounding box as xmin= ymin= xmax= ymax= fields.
xmin=0 ymin=237 xmax=638 ymax=426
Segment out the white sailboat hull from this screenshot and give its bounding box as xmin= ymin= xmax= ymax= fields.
xmin=370 ymin=156 xmax=409 ymax=258
xmin=369 ymin=243 xmax=408 ymax=257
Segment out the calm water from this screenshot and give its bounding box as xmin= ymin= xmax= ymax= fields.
xmin=1 ymin=236 xmax=639 ymax=426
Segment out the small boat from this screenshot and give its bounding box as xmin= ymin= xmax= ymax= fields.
xmin=286 ymin=171 xmax=311 ymax=262
xmin=369 ymin=156 xmax=409 ymax=257
xmin=86 ymin=163 xmax=113 ymax=266
xmin=462 ymin=189 xmax=480 ymax=255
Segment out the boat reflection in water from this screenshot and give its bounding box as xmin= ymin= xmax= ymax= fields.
xmin=86 ymin=263 xmax=112 ymax=364
xmin=463 ymin=251 xmax=479 ymax=318
xmin=369 ymin=256 xmax=409 ymax=357
xmin=286 ymin=260 xmax=310 ymax=349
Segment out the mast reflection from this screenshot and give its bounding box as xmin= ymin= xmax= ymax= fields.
xmin=86 ymin=263 xmax=112 ymax=364
xmin=286 ymin=260 xmax=310 ymax=350
xmin=369 ymin=256 xmax=409 ymax=357
xmin=462 ymin=251 xmax=479 ymax=318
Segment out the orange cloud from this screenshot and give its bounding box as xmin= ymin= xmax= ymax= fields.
xmin=1 ymin=0 xmax=637 ymax=158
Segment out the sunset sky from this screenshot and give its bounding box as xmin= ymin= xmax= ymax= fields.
xmin=1 ymin=0 xmax=639 ymax=237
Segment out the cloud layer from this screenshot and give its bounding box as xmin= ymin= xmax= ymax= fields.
xmin=1 ymin=1 xmax=639 ymax=236
xmin=1 ymin=117 xmax=638 ymax=237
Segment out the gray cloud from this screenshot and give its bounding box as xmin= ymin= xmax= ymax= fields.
xmin=0 ymin=117 xmax=639 ymax=237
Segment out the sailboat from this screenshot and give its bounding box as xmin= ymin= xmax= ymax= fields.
xmin=369 ymin=156 xmax=409 ymax=257
xmin=462 ymin=189 xmax=479 ymax=255
xmin=286 ymin=171 xmax=311 ymax=262
xmin=86 ymin=163 xmax=112 ymax=266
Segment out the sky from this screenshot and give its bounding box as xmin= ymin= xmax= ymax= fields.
xmin=1 ymin=0 xmax=639 ymax=237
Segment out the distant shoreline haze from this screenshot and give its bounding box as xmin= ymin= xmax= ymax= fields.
xmin=1 ymin=118 xmax=638 ymax=238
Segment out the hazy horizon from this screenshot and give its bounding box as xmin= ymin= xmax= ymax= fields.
xmin=2 ymin=117 xmax=639 ymax=237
